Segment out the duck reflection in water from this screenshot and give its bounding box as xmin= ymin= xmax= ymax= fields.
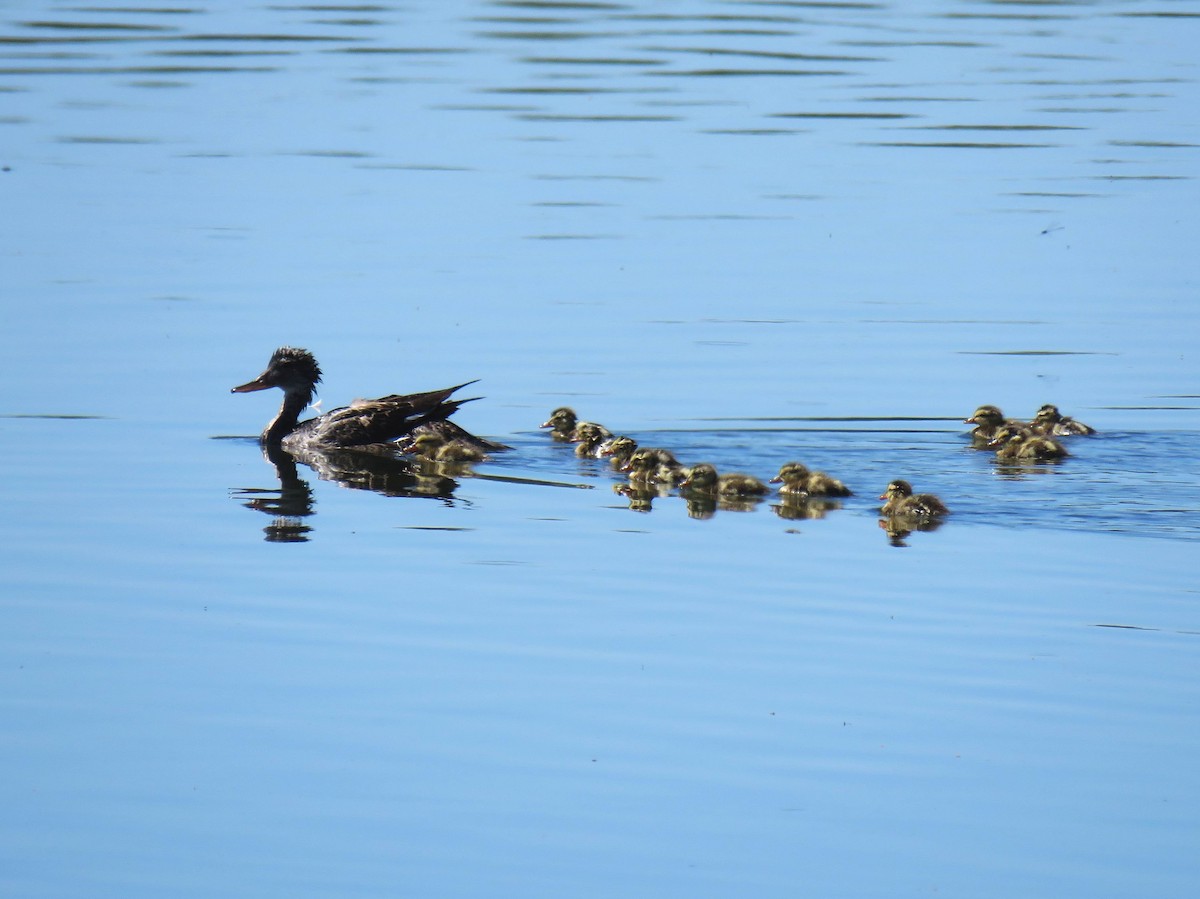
xmin=231 ymin=347 xmax=504 ymax=540
xmin=233 ymin=443 xmax=463 ymax=542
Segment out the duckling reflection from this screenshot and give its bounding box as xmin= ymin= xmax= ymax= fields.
xmin=1030 ymin=403 xmax=1096 ymax=436
xmin=613 ymin=480 xmax=668 ymax=513
xmin=771 ymin=495 xmax=844 ymax=521
xmin=878 ymin=511 xmax=946 ymax=546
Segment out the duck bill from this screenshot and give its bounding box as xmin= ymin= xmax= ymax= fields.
xmin=231 ymin=373 xmax=273 ymax=393
xmin=768 ymin=476 xmax=782 ymax=484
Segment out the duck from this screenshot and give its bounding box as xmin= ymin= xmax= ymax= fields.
xmin=624 ymin=447 xmax=687 ymax=486
xmin=964 ymin=405 xmax=1023 ymax=444
xmin=232 ymin=346 xmax=504 ymax=452
xmin=405 ymin=432 xmax=490 ymax=463
xmin=990 ymin=429 xmax=1069 ymax=461
xmin=878 ymin=479 xmax=949 ymax=517
xmin=679 ymin=463 xmax=770 ymax=497
xmin=1030 ymin=403 xmax=1096 ymax=436
xmin=599 ymin=435 xmax=638 ymax=469
xmin=574 ymin=421 xmax=615 ymax=457
xmin=769 ymin=461 xmax=853 ymax=497
xmin=539 ymin=406 xmax=578 ymax=440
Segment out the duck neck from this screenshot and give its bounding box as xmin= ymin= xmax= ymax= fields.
xmin=262 ymin=387 xmax=312 ymax=445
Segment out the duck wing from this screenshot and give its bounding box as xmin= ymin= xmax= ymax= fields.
xmin=291 ymin=381 xmax=480 ymax=448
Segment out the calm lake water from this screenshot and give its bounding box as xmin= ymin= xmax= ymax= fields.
xmin=2 ymin=2 xmax=1199 ymax=897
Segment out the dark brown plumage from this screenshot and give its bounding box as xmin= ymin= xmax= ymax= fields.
xmin=232 ymin=346 xmax=503 ymax=451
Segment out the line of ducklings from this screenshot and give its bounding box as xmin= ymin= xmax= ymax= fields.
xmin=964 ymin=403 xmax=1095 ymax=462
xmin=540 ymin=406 xmax=938 ymax=525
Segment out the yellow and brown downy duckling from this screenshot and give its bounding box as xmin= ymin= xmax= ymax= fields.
xmin=1030 ymin=403 xmax=1096 ymax=437
xmin=878 ymin=479 xmax=949 ymax=517
xmin=574 ymin=421 xmax=615 ymax=457
xmin=599 ymin=435 xmax=638 ymax=469
xmin=964 ymin=405 xmax=1024 ymax=445
xmin=540 ymin=406 xmax=579 ymax=441
xmin=624 ymin=447 xmax=687 ymax=486
xmin=990 ymin=428 xmax=1069 ymax=461
xmin=406 ymin=432 xmax=490 ymax=463
xmin=769 ymin=461 xmax=853 ymax=497
xmin=679 ymin=463 xmax=770 ymax=497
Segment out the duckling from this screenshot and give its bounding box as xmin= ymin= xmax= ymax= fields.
xmin=878 ymin=479 xmax=949 ymax=517
xmin=599 ymin=435 xmax=638 ymax=470
xmin=624 ymin=447 xmax=687 ymax=486
xmin=991 ymin=429 xmax=1069 ymax=461
xmin=574 ymin=421 xmax=615 ymax=457
xmin=1030 ymin=403 xmax=1096 ymax=436
xmin=964 ymin=405 xmax=1024 ymax=444
xmin=679 ymin=463 xmax=770 ymax=497
xmin=406 ymin=432 xmax=489 ymax=463
xmin=540 ymin=406 xmax=579 ymax=441
xmin=769 ymin=461 xmax=853 ymax=497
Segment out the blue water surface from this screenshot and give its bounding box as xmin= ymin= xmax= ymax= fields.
xmin=1 ymin=2 xmax=1198 ymax=897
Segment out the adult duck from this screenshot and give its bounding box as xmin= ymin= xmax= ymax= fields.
xmin=232 ymin=346 xmax=503 ymax=452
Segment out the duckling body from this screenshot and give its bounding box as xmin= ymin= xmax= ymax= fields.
xmin=406 ymin=432 xmax=490 ymax=463
xmin=600 ymin=435 xmax=638 ymax=469
xmin=879 ymin=479 xmax=949 ymax=517
xmin=769 ymin=462 xmax=852 ymax=497
xmin=680 ymin=463 xmax=770 ymax=497
xmin=1030 ymin=404 xmax=1095 ymax=436
xmin=964 ymin=405 xmax=1024 ymax=445
xmin=992 ymin=430 xmax=1069 ymax=461
xmin=625 ymin=448 xmax=686 ymax=485
xmin=574 ymin=421 xmax=615 ymax=457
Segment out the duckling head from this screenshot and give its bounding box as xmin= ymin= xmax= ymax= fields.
xmin=680 ymin=463 xmax=718 ymax=490
xmin=880 ymin=479 xmax=914 ymax=501
xmin=601 ymin=435 xmax=637 ymax=457
xmin=965 ymin=404 xmax=1005 ymax=426
xmin=540 ymin=407 xmax=577 ymax=432
xmin=410 ymin=432 xmax=447 ymax=455
xmin=770 ymin=461 xmax=811 ymax=485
